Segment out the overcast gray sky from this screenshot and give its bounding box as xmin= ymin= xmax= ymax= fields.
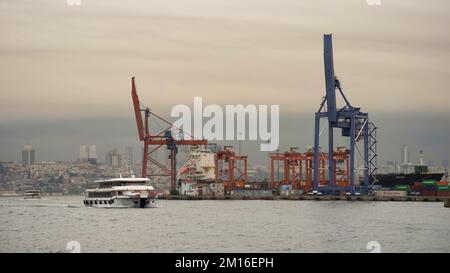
xmin=1 ymin=0 xmax=449 ymax=167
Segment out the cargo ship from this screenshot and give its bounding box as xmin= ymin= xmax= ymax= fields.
xmin=373 ymin=172 xmax=444 ymax=188
xmin=373 ymin=149 xmax=446 ymax=189
xmin=177 ymin=145 xmax=222 ymax=196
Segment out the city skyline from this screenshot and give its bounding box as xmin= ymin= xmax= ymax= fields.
xmin=4 ymin=141 xmax=449 ymax=171
xmin=1 ymin=0 xmax=450 ymax=169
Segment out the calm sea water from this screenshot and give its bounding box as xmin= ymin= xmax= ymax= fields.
xmin=0 ymin=196 xmax=449 ymax=253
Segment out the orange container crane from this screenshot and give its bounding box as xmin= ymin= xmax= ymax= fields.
xmin=269 ymin=151 xmax=285 ymax=190
xmin=305 ymin=149 xmax=327 ymax=187
xmin=270 ymin=148 xmax=315 ymax=191
xmin=214 ymin=146 xmax=248 ymax=192
xmin=131 ymin=77 xmax=207 ymax=193
xmin=284 ymin=148 xmax=309 ymax=191
xmin=333 ymin=147 xmax=350 ymax=188
xmin=269 ymin=146 xmax=350 ymax=193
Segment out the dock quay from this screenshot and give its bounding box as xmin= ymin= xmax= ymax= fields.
xmin=161 ymin=195 xmax=450 ymax=203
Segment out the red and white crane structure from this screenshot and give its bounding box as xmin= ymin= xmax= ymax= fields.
xmin=131 ymin=77 xmax=208 ymax=193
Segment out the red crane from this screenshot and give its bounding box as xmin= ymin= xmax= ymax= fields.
xmin=214 ymin=146 xmax=248 ymax=193
xmin=131 ymin=77 xmax=208 ymax=193
xmin=269 ymin=147 xmax=349 ymax=193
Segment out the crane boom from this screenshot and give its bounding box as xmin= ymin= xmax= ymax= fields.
xmin=131 ymin=77 xmax=145 ymax=141
xmin=323 ymin=34 xmax=337 ymax=122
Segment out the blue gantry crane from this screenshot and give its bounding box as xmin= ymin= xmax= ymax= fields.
xmin=313 ymin=34 xmax=377 ymax=194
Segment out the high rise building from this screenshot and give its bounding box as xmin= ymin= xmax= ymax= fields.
xmin=88 ymin=145 xmax=98 ymax=164
xmin=79 ymin=145 xmax=88 ymax=162
xmin=402 ymin=144 xmax=410 ymax=165
xmin=111 ymin=154 xmax=121 ymax=168
xmin=21 ymin=144 xmax=35 ymax=165
xmin=400 ymin=144 xmax=412 ymax=173
xmin=386 ymin=161 xmax=395 ymax=173
xmin=106 ymin=149 xmax=121 ymax=168
xmin=125 ymin=146 xmax=134 ymax=170
xmin=79 ymin=144 xmax=97 ymax=164
xmin=442 ymin=160 xmax=449 ymax=169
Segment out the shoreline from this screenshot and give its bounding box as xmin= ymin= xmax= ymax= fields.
xmin=2 ymin=194 xmax=449 ymax=206
xmin=161 ymin=194 xmax=450 ymax=203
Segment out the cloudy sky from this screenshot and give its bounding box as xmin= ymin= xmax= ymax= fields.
xmin=1 ymin=0 xmax=449 ymax=167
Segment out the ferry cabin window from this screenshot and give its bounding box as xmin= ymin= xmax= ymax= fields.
xmin=99 ymin=182 xmax=113 ymax=188
xmin=88 ymin=191 xmax=113 ymax=198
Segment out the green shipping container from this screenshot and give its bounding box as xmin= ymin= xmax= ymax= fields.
xmin=422 ymin=179 xmax=436 ymax=183
xmin=421 ymin=180 xmax=437 ymax=186
xmin=395 ymin=185 xmax=410 ymax=191
xmin=437 ymin=186 xmax=449 ymax=191
xmin=415 ymin=165 xmax=428 ymax=174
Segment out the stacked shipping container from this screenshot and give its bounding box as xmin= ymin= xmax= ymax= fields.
xmin=410 ymin=180 xmax=449 ymax=196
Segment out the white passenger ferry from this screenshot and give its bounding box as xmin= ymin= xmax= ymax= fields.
xmin=24 ymin=190 xmax=42 ymax=199
xmin=83 ymin=176 xmax=157 ymax=208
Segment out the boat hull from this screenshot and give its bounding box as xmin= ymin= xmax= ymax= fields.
xmin=84 ymin=196 xmax=157 ymax=208
xmin=373 ymin=173 xmax=444 ymax=188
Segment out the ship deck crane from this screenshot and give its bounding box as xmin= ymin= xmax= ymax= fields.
xmin=131 ymin=77 xmax=208 ymax=193
xmin=313 ymin=34 xmax=377 ymax=194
